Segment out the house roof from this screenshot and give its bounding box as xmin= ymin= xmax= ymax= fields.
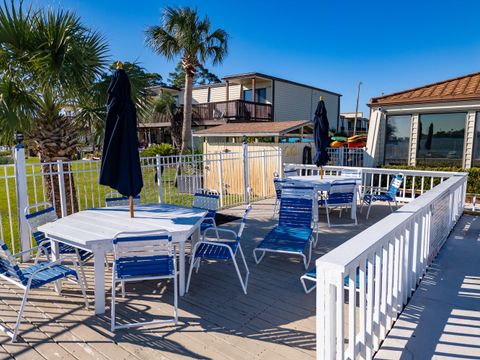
xmin=221 ymin=72 xmax=342 ymax=97
xmin=369 ymin=72 xmax=480 ymax=107
xmin=193 ymin=120 xmax=312 ymax=137
xmin=145 ymin=72 xmax=342 ymax=97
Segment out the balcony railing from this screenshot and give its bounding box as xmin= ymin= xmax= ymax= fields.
xmin=192 ymin=100 xmax=272 ymax=124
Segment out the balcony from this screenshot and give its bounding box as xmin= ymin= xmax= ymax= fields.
xmin=192 ymin=99 xmax=272 ymax=125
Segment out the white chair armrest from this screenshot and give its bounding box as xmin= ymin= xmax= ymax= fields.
xmin=13 ymin=244 xmax=49 ymax=258
xmin=202 ymin=228 xmax=238 ymax=242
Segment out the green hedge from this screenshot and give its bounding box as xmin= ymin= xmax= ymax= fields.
xmin=141 ymin=143 xmax=178 ymax=157
xmin=382 ymin=164 xmax=480 ymax=194
xmin=0 ymin=156 xmax=12 ymax=165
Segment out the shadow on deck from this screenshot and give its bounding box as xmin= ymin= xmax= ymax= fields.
xmin=375 ymin=214 xmax=480 ymax=359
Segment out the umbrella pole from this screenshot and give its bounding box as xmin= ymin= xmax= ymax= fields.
xmin=129 ymin=196 xmax=134 ymax=218
xmin=320 ymin=166 xmax=324 ymax=179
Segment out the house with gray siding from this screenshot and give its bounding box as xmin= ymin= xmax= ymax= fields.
xmin=366 ymin=72 xmax=480 ymax=168
xmin=143 ymin=72 xmax=341 ymax=145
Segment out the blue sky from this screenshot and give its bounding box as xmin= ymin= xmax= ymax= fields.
xmin=26 ymin=0 xmax=480 ymax=115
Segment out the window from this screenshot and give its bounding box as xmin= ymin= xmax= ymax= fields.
xmin=473 ymin=112 xmax=480 ymax=167
xmin=384 ymin=115 xmax=412 ymax=164
xmin=416 ymin=113 xmax=466 ymax=166
xmin=243 ymin=88 xmax=267 ymax=103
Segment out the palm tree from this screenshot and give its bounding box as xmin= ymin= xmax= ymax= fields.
xmin=0 ymin=1 xmax=108 ymax=214
xmin=152 ymin=92 xmax=182 ymax=148
xmin=145 ymin=6 xmax=228 ymax=153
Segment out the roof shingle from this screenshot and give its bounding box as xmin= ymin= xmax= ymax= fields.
xmin=370 ymin=72 xmax=480 ymax=107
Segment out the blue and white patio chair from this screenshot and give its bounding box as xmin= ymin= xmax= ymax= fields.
xmin=111 ymin=230 xmax=177 ymax=331
xmin=284 ymin=166 xmax=298 ymax=178
xmin=300 ymin=268 xmax=317 ymax=294
xmin=253 ymin=186 xmax=316 ymax=270
xmin=105 ymin=194 xmax=141 ymax=207
xmin=341 ymin=168 xmax=363 ymax=202
xmin=0 ymin=234 xmax=88 ymax=342
xmin=272 ymin=176 xmax=286 ymax=218
xmin=24 ymin=203 xmax=93 ymax=286
xmin=340 ymin=168 xmax=362 ymax=178
xmin=361 ymin=173 xmax=404 ymax=219
xmin=319 ymin=181 xmax=358 ymax=227
xmin=192 ymin=188 xmax=220 ymax=237
xmin=186 ymin=204 xmax=252 ymax=295
xmin=300 ymin=267 xmax=362 ymax=294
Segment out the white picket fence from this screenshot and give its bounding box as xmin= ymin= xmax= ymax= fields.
xmin=314 ymin=171 xmax=467 ymax=359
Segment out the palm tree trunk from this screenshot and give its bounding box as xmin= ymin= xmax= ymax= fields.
xmin=33 ymin=115 xmax=80 ymax=217
xmin=42 ymin=162 xmax=78 ymax=216
xmin=181 ymin=72 xmax=193 ymax=153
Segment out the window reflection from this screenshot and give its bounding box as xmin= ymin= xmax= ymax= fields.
xmin=417 ymin=113 xmax=466 ymax=166
xmin=385 ymin=115 xmax=411 ymax=164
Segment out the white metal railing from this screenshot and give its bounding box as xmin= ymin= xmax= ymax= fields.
xmin=315 ymin=173 xmax=467 ymax=359
xmin=327 ymin=147 xmax=365 ymax=168
xmin=283 ymin=164 xmax=463 ymax=203
xmin=0 ymin=146 xmax=282 ymax=254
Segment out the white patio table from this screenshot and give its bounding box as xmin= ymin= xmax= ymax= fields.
xmin=287 ymin=175 xmax=361 ymax=220
xmin=38 ymin=203 xmax=207 ymax=314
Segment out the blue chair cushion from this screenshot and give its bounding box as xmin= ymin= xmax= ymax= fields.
xmin=256 ymin=225 xmax=312 ymax=253
xmin=363 ymin=193 xmax=394 ymax=203
xmin=194 ymin=241 xmax=239 ymax=260
xmin=22 ymin=262 xmax=78 ymax=289
xmin=319 ymin=193 xmax=355 ymax=206
xmin=115 ymin=255 xmax=173 ymax=279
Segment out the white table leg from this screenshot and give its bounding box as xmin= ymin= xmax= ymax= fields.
xmin=93 ymin=247 xmax=106 ymax=314
xmin=178 ymin=242 xmax=186 ymax=296
xmin=51 ymin=240 xmax=62 ymax=293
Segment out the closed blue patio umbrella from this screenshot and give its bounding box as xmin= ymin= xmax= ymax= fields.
xmin=313 ymin=97 xmax=330 ymax=178
xmin=99 ymin=62 xmax=143 ymax=217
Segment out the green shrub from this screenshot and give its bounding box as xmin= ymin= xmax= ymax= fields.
xmin=0 ymin=156 xmax=13 ymax=165
xmin=141 ymin=144 xmax=178 ymax=157
xmin=382 ymin=164 xmax=480 ymax=194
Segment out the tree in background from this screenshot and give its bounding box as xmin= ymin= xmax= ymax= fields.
xmin=78 ymin=61 xmax=163 ymax=150
xmin=167 ymin=62 xmax=220 ymax=88
xmin=152 ymin=92 xmax=183 ymax=149
xmin=0 ymin=0 xmax=108 ymax=214
xmin=145 ymin=6 xmax=228 ymax=153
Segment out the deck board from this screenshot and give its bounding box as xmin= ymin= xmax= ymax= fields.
xmin=0 ymin=199 xmax=390 ymax=359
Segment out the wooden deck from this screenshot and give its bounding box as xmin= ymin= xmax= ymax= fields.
xmin=0 ymin=199 xmax=390 ymax=360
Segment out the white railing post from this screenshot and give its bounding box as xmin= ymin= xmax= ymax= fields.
xmin=242 ymin=142 xmax=249 ymax=204
xmin=262 ymin=149 xmax=266 ymax=198
xmin=156 ymin=155 xmax=163 ymax=203
xmin=56 ymin=160 xmax=67 ymax=218
xmin=339 ymin=147 xmax=345 ymax=167
xmin=13 ymin=145 xmax=30 ymax=261
xmin=278 ymin=147 xmax=283 ymax=177
xmin=217 ymin=153 xmax=224 ymax=208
